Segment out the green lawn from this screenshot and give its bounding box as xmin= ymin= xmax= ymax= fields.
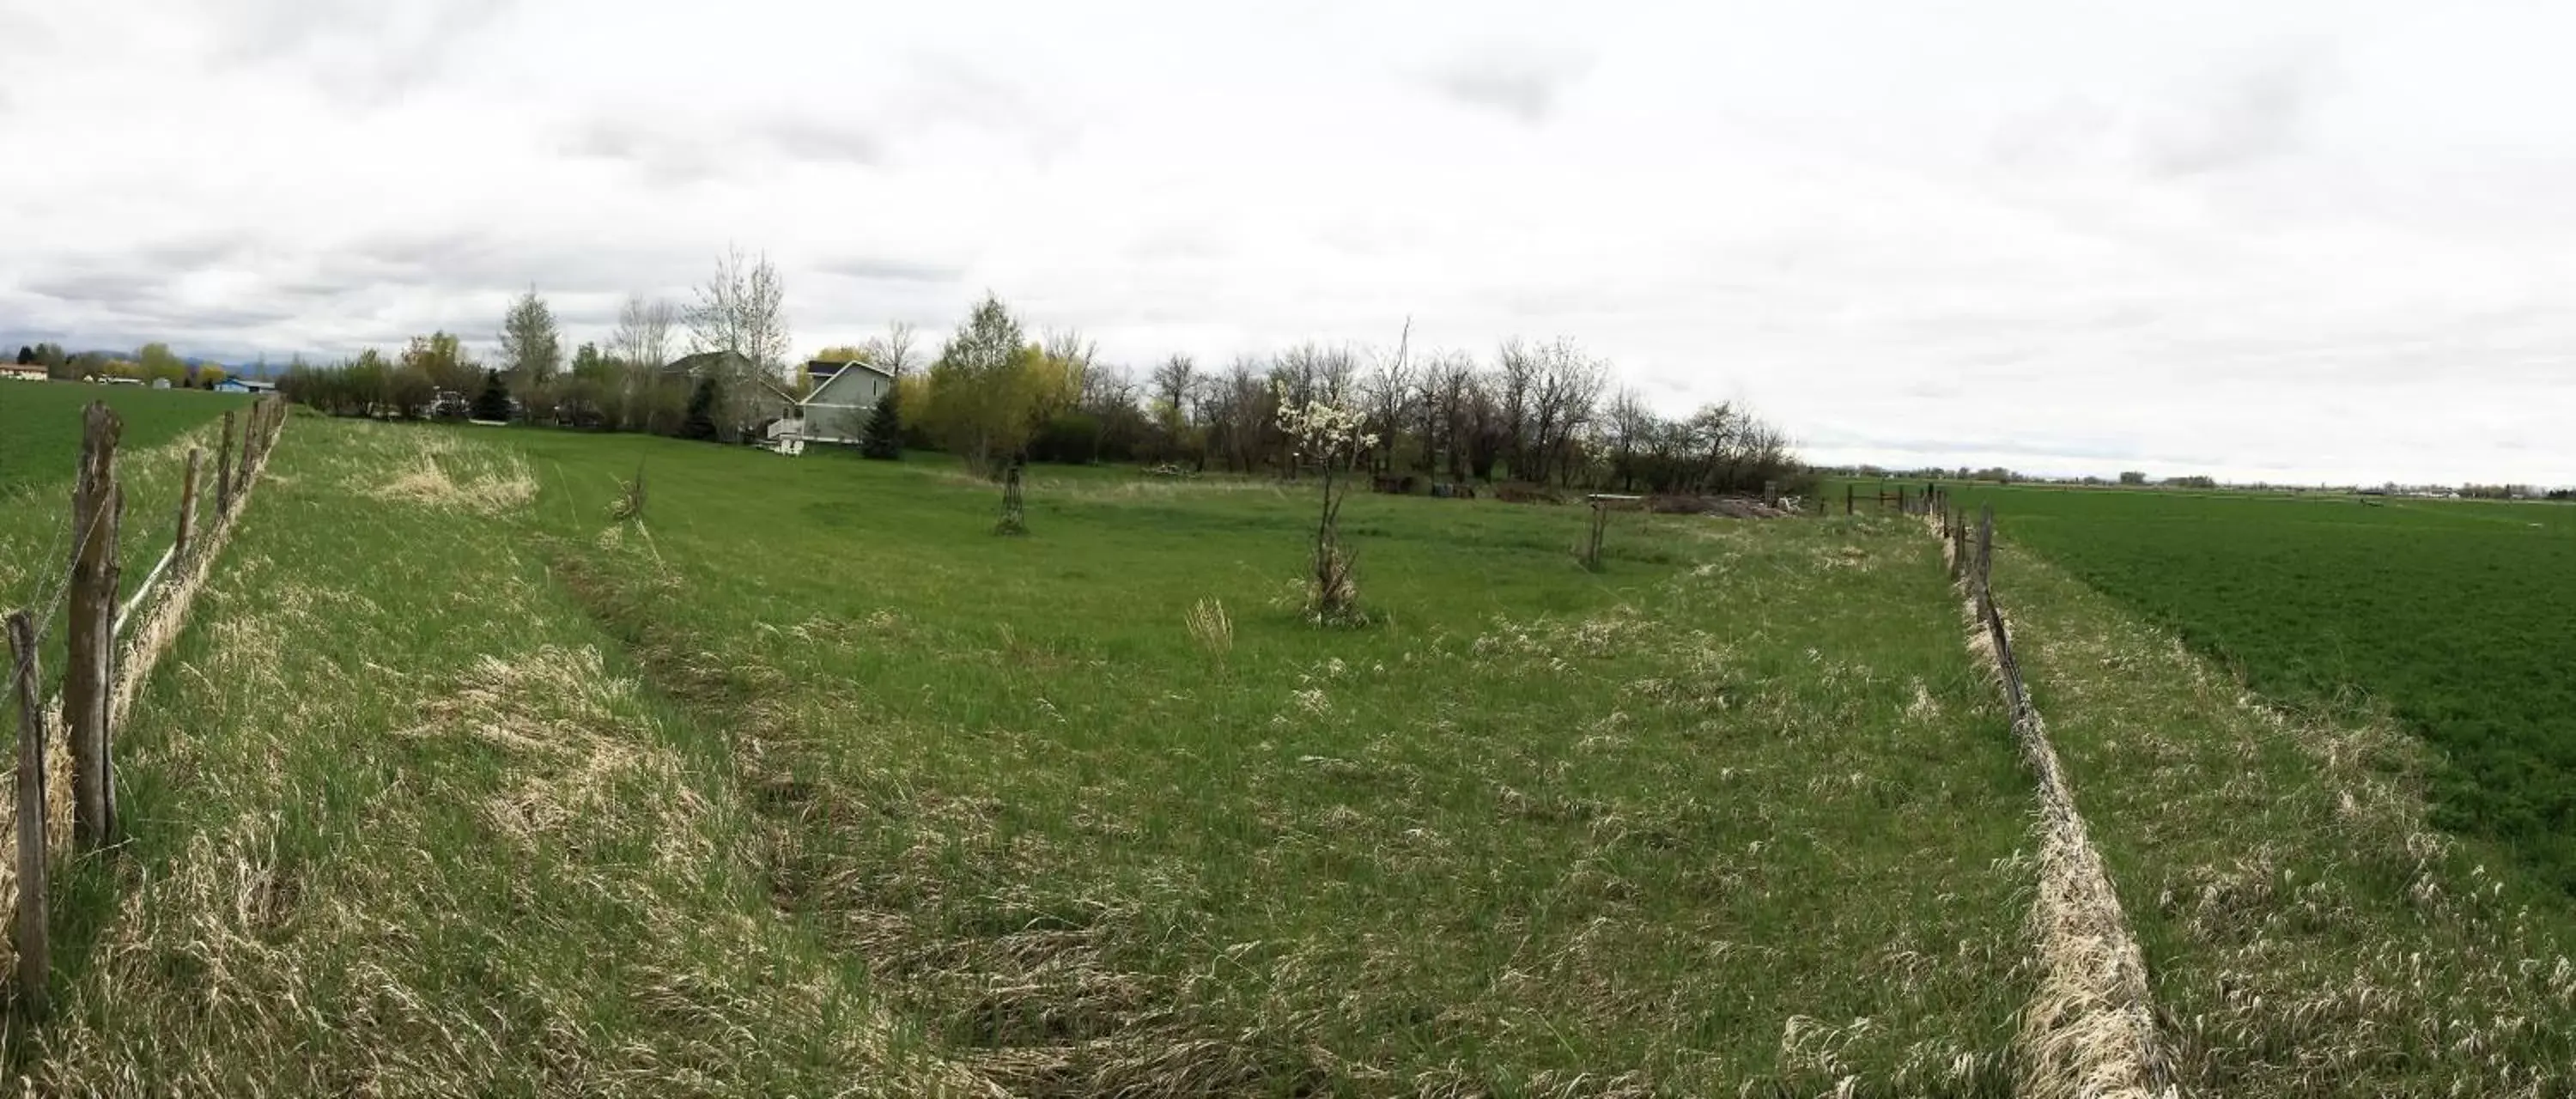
xmin=21 ymin=418 xmax=2040 ymax=1095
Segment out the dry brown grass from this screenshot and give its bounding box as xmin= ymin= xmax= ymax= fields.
xmin=13 ymin=422 xmax=994 ymax=1096
xmin=362 ymin=430 xmax=538 ymax=514
xmin=0 ymin=411 xmax=288 ymax=987
xmin=1182 ymin=598 xmax=1231 ymax=659
xmin=1953 ymin=586 xmax=2176 ymax=1097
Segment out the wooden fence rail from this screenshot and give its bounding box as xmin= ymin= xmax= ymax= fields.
xmin=1 ymin=395 xmax=286 ymax=1017
xmin=1843 ymin=481 xmax=1951 ymax=517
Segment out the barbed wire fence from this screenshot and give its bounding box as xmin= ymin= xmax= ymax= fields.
xmin=1 ymin=395 xmax=287 ymax=1017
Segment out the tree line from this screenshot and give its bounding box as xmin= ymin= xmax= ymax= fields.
xmin=278 ymin=246 xmax=794 ymax=439
xmin=893 ymin=294 xmax=1800 ymax=495
xmin=264 ymin=260 xmax=1801 ymax=496
xmin=15 ymin=342 xmax=233 ymax=388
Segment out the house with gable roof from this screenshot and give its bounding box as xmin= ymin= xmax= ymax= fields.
xmin=796 ymin=358 xmax=896 ymax=445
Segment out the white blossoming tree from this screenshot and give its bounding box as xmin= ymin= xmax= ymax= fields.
xmin=1276 ymin=382 xmax=1378 ymax=622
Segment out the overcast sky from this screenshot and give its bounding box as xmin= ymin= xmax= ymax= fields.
xmin=5 ymin=1 xmax=2574 ymax=485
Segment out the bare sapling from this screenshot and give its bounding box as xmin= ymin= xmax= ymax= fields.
xmin=1274 ymin=381 xmax=1376 ymax=623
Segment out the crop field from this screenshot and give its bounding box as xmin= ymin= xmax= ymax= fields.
xmin=10 ymin=417 xmax=2050 ymax=1095
xmin=0 ymin=383 xmax=251 ymax=638
xmin=1941 ymin=483 xmax=2576 ymax=892
xmin=1972 ymin=513 xmax=2576 ymax=1095
xmin=0 ymin=382 xmax=249 ymax=493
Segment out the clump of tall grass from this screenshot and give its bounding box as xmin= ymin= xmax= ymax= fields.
xmin=609 ymin=463 xmax=647 ymax=522
xmin=1183 ymin=598 xmax=1231 ymax=659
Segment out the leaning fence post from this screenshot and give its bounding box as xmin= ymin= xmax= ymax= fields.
xmin=65 ymin=403 xmax=122 ymax=851
xmin=6 ymin=610 xmax=46 ymax=1017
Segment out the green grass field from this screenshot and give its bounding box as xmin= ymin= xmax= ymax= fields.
xmin=11 ymin=428 xmax=2573 ymax=1094
xmin=0 ymin=382 xmax=249 ymax=492
xmin=0 ymin=382 xmax=251 ymax=644
xmin=12 ymin=418 xmax=2049 ymax=1094
xmin=1940 ymin=483 xmax=2576 ymax=892
xmin=1986 ymin=519 xmax=2576 ymax=1095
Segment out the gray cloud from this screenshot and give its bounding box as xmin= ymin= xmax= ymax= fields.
xmin=1995 ymin=48 xmax=2333 ymax=178
xmin=215 ymin=0 xmax=519 ymax=104
xmin=562 ymin=113 xmax=886 ymax=183
xmin=819 ymin=257 xmax=963 ymax=283
xmin=753 ymin=117 xmax=889 ymax=167
xmin=1427 ymin=46 xmax=1593 ymax=124
xmin=137 ymin=233 xmax=259 ymax=270
xmin=2142 ymin=52 xmax=2329 ymax=176
xmin=23 ymin=269 xmax=170 ymax=305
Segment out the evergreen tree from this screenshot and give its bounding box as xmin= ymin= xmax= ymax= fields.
xmin=14 ymin=346 xmax=32 ymax=366
xmin=860 ymin=389 xmax=903 ymax=459
xmin=681 ymin=375 xmax=721 ymax=440
xmin=472 ymin=368 xmax=513 ymax=422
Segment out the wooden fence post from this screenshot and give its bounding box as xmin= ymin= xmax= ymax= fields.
xmin=215 ymin=409 xmax=237 ymax=516
xmin=244 ymin=402 xmax=264 ymax=480
xmin=1951 ymin=509 xmax=1967 ymax=580
xmin=65 ymin=403 xmax=121 ymax=851
xmin=1976 ymin=504 xmax=1996 ymax=617
xmin=6 ymin=611 xmax=46 ymax=1017
xmin=177 ymin=447 xmax=204 ymax=561
xmin=1845 ymin=483 xmax=1854 ymax=516
xmin=1583 ymin=500 xmax=1610 ymax=570
xmin=241 ymin=402 xmax=260 ymax=482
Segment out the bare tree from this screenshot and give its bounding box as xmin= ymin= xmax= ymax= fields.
xmin=862 ymin=320 xmax=919 ymax=377
xmin=611 ymin=294 xmax=677 ymax=370
xmin=1493 ymin=339 xmax=1540 ymax=478
xmin=1042 ymin=329 xmax=1098 ymax=375
xmin=1149 ymin=354 xmax=1198 ymax=418
xmin=1416 ymin=350 xmax=1476 ymax=479
xmin=1358 ymin=324 xmax=1417 ymax=476
xmin=1601 ymin=387 xmax=1655 ymax=491
xmin=1206 ymin=356 xmax=1274 ymax=474
xmin=1526 ymin=337 xmax=1607 ymax=483
xmin=687 ymin=245 xmax=793 ymax=384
